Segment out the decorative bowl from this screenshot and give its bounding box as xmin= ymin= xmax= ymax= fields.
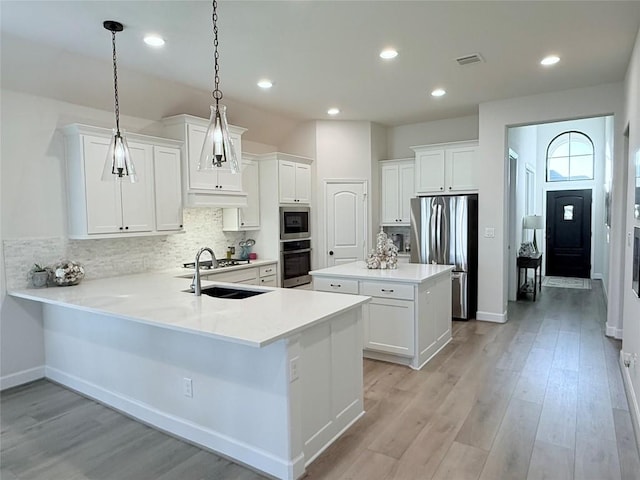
xmin=51 ymin=260 xmax=85 ymax=286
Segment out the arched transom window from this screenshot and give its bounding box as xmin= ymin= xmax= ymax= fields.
xmin=546 ymin=131 xmax=594 ymax=182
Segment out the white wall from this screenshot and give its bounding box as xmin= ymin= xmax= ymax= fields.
xmin=477 ymin=82 xmax=624 ymax=323
xmin=313 ymin=121 xmax=375 ymax=270
xmin=507 ymin=124 xmax=538 ymax=301
xmin=621 ymin=26 xmax=640 ymax=441
xmin=387 ymin=115 xmax=479 ymax=159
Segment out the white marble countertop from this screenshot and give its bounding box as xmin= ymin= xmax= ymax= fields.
xmin=310 ymin=261 xmax=454 ymax=283
xmin=9 ymin=270 xmax=369 ymax=348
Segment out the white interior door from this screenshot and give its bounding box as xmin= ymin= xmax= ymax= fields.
xmin=325 ymin=182 xmax=366 ymax=266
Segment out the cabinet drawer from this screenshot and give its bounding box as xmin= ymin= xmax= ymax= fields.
xmin=360 ymin=281 xmax=414 ymax=300
xmin=259 ymin=264 xmax=277 ymax=277
xmin=205 ymin=267 xmax=258 ymax=284
xmin=259 ymin=275 xmax=277 ymax=287
xmin=313 ymin=277 xmax=359 ymax=295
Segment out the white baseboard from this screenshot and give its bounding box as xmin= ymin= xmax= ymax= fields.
xmin=620 ymin=351 xmax=640 ymax=455
xmin=0 ymin=366 xmax=45 ymax=391
xmin=45 ymin=367 xmax=303 ymax=480
xmin=593 ymin=273 xmax=603 ymax=280
xmin=606 ymin=324 xmax=623 ymax=340
xmin=476 ymin=310 xmax=507 ymax=323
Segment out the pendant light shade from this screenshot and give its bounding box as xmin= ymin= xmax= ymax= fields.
xmin=198 ymin=0 xmax=239 ymax=174
xmin=102 ymin=20 xmax=137 ymax=183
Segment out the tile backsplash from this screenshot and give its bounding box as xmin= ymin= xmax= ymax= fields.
xmin=3 ymin=208 xmax=246 ymax=289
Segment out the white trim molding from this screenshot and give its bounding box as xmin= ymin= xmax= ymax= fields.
xmin=620 ymin=350 xmax=640 ymax=455
xmin=476 ymin=310 xmax=508 ymax=323
xmin=0 ymin=365 xmax=45 ymax=391
xmin=606 ymin=323 xmax=623 ymax=339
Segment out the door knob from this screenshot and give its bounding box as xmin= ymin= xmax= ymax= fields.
xmin=329 ymin=250 xmax=334 ymax=255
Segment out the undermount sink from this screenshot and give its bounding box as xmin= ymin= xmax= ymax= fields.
xmin=187 ymin=286 xmax=267 ymax=299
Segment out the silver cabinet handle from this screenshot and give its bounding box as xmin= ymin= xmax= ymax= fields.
xmin=330 ymin=283 xmax=342 ymax=288
xmin=264 ymin=268 xmax=273 ymax=273
xmin=381 ymin=289 xmax=394 ymax=293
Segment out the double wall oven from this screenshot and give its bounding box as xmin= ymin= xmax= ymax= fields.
xmin=280 ymin=207 xmax=312 ymax=287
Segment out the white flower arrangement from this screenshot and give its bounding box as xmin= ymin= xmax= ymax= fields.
xmin=367 ymin=228 xmax=398 ymax=269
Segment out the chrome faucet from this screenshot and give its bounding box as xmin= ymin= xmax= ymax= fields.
xmin=192 ymin=247 xmax=218 ymax=296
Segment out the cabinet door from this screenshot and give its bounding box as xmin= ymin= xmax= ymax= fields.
xmin=399 ymin=162 xmax=415 ymax=223
xmin=83 ymin=135 xmax=123 ymax=234
xmin=364 ymin=298 xmax=414 ymax=356
xmin=186 ymin=123 xmax=218 ymax=191
xmin=279 ymin=160 xmax=297 ymax=203
xmin=294 ymin=163 xmax=311 ymax=204
xmin=447 ymin=146 xmax=476 ymax=191
xmin=259 ymin=275 xmax=277 ymax=287
xmin=239 ymin=159 xmax=260 ymax=228
xmin=380 ymin=164 xmax=400 ymax=224
xmin=154 ymin=146 xmax=183 ymax=231
xmin=121 ymin=142 xmax=154 ymax=232
xmin=415 ymin=149 xmax=445 ymax=194
xmin=215 ymin=162 xmax=243 ymax=192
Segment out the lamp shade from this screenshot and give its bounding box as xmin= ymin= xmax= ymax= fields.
xmin=523 ymin=215 xmax=544 ymax=230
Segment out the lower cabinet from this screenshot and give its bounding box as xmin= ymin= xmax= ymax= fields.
xmin=313 ymin=272 xmax=452 ymax=369
xmin=202 ymin=262 xmax=278 ymax=286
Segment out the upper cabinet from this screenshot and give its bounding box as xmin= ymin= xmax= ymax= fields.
xmin=279 ymin=159 xmax=311 ymax=204
xmin=62 ymin=124 xmax=183 ymax=239
xmin=380 ymin=159 xmax=414 ymax=225
xmin=222 ymin=154 xmax=260 ymax=231
xmin=412 ymin=140 xmax=478 ymax=195
xmin=162 ymin=114 xmax=247 ymax=208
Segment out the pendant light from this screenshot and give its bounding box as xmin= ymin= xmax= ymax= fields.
xmin=102 ymin=20 xmax=137 ymax=182
xmin=198 ymin=0 xmax=239 ymax=173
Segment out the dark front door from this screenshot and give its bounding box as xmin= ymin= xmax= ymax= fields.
xmin=545 ymin=189 xmax=592 ymax=278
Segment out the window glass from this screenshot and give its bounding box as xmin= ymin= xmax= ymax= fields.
xmin=564 ymin=205 xmax=574 ymax=221
xmin=546 ymin=131 xmax=594 ymax=182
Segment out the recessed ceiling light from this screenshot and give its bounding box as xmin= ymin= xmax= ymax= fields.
xmin=431 ymin=88 xmax=446 ymax=97
xmin=257 ymin=79 xmax=273 ymax=89
xmin=327 ymin=108 xmax=340 ymax=115
xmin=143 ymin=34 xmax=165 ymax=47
xmin=540 ymin=55 xmax=560 ymax=66
xmin=380 ymin=48 xmax=398 ymax=60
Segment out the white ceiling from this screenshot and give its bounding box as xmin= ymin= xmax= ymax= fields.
xmin=2 ymin=1 xmax=640 ymax=144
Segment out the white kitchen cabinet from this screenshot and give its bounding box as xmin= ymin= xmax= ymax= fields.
xmin=154 ymin=145 xmax=184 ymax=231
xmin=162 ymin=114 xmax=247 ymax=208
xmin=200 ymin=261 xmax=278 ymax=287
xmin=279 ymin=160 xmax=311 ymax=204
xmin=63 ymin=124 xmax=183 ymax=239
xmin=222 ymin=155 xmax=260 ymax=231
xmin=311 ymin=265 xmax=453 ymax=369
xmin=380 ymin=159 xmax=414 ymax=225
xmin=412 ymin=140 xmax=478 ymax=194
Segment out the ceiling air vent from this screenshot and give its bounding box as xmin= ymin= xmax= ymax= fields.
xmin=456 ymin=53 xmax=484 ymax=66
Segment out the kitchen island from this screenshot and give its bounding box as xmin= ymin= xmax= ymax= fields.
xmin=9 ymin=272 xmax=370 ymax=480
xmin=311 ymin=261 xmax=454 ymax=370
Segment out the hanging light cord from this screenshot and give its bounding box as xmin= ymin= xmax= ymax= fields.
xmin=212 ymin=0 xmax=223 ymax=106
xmin=111 ymin=29 xmax=121 ymax=135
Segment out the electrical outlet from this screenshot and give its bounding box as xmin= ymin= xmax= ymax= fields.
xmin=484 ymin=227 xmax=495 ymax=238
xmin=183 ymin=377 xmax=193 ymax=397
xmin=289 ymin=357 xmax=299 ymax=382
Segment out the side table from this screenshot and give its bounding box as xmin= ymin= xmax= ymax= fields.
xmin=517 ymin=253 xmax=543 ymax=301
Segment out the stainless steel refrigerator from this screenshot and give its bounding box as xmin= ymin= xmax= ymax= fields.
xmin=410 ymin=194 xmax=478 ymax=320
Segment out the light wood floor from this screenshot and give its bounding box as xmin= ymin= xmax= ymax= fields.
xmin=2 ymin=281 xmax=639 ymax=480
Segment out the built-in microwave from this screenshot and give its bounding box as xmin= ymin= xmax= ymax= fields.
xmin=280 ymin=206 xmax=310 ymax=240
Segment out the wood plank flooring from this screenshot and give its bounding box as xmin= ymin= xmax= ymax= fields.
xmin=2 ymin=280 xmax=639 ymax=479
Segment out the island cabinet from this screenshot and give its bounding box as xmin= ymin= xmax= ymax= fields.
xmin=311 ymin=262 xmax=454 ymax=370
xmin=162 ymin=114 xmax=248 ymax=208
xmin=62 ymin=124 xmax=183 ymax=239
xmin=380 ymin=159 xmax=414 ymax=225
xmin=412 ymin=140 xmax=478 ymax=195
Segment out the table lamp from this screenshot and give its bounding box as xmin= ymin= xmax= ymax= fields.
xmin=523 ymin=215 xmax=544 ymax=253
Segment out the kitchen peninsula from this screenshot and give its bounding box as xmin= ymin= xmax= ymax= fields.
xmin=311 ymin=261 xmax=454 ymax=370
xmin=9 ymin=271 xmax=370 ymax=480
